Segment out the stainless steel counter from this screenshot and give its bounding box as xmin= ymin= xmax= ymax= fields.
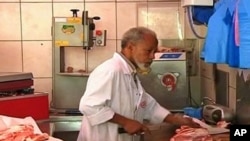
xmin=36 ymin=116 xmax=229 ymax=141
xmin=37 ymin=115 xmax=178 ymax=141
xmin=37 ymin=115 xmax=82 ymax=141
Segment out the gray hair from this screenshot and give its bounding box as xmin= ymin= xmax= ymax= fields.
xmin=121 ymin=27 xmax=158 ymax=49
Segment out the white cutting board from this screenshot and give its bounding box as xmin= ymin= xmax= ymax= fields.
xmin=192 ymin=117 xmax=230 ymax=135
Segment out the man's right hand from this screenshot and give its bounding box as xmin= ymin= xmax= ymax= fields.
xmin=122 ymin=118 xmax=150 ymax=135
xmin=109 ymin=113 xmax=150 ymax=135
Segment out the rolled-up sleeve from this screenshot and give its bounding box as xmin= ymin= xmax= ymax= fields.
xmin=81 ymin=105 xmax=115 ymax=126
xmin=79 ymin=69 xmax=115 ymax=126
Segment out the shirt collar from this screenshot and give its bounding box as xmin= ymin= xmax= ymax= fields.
xmin=116 ymin=52 xmax=137 ymax=75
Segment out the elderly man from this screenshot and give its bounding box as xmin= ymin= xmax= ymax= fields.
xmin=77 ymin=27 xmax=199 ymax=141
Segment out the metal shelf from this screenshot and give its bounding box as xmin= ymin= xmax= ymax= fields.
xmin=57 ymin=72 xmax=90 ymax=77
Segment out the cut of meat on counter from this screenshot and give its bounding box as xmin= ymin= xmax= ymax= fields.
xmin=216 ymin=121 xmax=230 ymax=128
xmin=0 ymin=124 xmax=49 ymax=141
xmin=170 ymin=125 xmax=213 ymax=141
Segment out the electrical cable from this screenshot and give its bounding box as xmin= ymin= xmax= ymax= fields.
xmin=186 ymin=6 xmax=206 ymax=39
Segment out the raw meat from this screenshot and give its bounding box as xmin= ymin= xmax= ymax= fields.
xmin=216 ymin=121 xmax=230 ymax=128
xmin=170 ymin=125 xmax=213 ymax=141
xmin=0 ymin=124 xmax=49 ymax=141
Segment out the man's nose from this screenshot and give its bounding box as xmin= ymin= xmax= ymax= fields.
xmin=149 ymin=53 xmax=155 ymax=59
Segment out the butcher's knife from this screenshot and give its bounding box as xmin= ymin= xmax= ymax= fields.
xmin=206 ymin=127 xmax=229 ymax=135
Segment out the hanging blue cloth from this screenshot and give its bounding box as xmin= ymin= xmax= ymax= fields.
xmin=202 ymin=0 xmax=232 ymax=64
xmin=238 ymin=0 xmax=250 ymax=68
xmin=227 ymin=14 xmax=239 ymax=68
xmin=227 ymin=0 xmax=237 ymax=15
xmin=227 ymin=0 xmax=239 ymax=68
xmin=192 ymin=6 xmax=214 ymax=25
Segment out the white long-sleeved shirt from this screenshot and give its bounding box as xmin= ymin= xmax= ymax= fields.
xmin=77 ymin=52 xmax=170 ymax=141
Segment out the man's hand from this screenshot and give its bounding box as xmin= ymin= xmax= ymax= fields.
xmin=109 ymin=113 xmax=151 ymax=135
xmin=164 ymin=113 xmax=200 ymax=128
xmin=180 ymin=116 xmax=200 ymax=128
xmin=122 ymin=118 xmax=151 ymax=135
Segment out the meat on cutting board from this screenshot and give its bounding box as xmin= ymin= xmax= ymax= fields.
xmin=216 ymin=121 xmax=230 ymax=128
xmin=170 ymin=125 xmax=213 ymax=141
xmin=170 ymin=120 xmax=231 ymax=141
xmin=0 ymin=124 xmax=49 ymax=141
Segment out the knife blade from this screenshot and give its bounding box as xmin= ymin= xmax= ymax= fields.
xmin=206 ymin=127 xmax=229 ymax=135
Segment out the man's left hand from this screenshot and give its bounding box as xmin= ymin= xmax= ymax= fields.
xmin=164 ymin=113 xmax=200 ymax=128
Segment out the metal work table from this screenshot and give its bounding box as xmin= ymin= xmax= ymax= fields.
xmin=144 ymin=124 xmax=230 ymax=141
xmin=37 ymin=115 xmax=229 ymax=141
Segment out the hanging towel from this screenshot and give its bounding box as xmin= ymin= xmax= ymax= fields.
xmin=202 ymin=0 xmax=232 ymax=64
xmin=238 ymin=0 xmax=250 ymax=68
xmin=227 ymin=0 xmax=239 ymax=68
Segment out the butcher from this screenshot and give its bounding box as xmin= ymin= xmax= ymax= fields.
xmin=77 ymin=27 xmax=200 ymax=141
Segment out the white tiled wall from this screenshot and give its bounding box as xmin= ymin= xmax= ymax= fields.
xmin=53 ymin=3 xmax=84 ymax=17
xmin=0 ymin=3 xmax=21 ymax=40
xmin=0 ymin=42 xmax=23 ymax=72
xmin=22 ymin=41 xmax=52 ymax=77
xmin=0 ymin=0 xmax=187 ymax=105
xmin=85 ymin=2 xmax=116 ymax=39
xmin=21 ymin=3 xmax=53 ymax=40
xmin=116 ymin=2 xmax=138 ymax=39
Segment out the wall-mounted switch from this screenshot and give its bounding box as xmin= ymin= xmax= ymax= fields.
xmin=95 ymin=30 xmax=107 ymax=47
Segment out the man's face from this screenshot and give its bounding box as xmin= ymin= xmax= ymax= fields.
xmin=131 ymin=34 xmax=158 ymax=74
